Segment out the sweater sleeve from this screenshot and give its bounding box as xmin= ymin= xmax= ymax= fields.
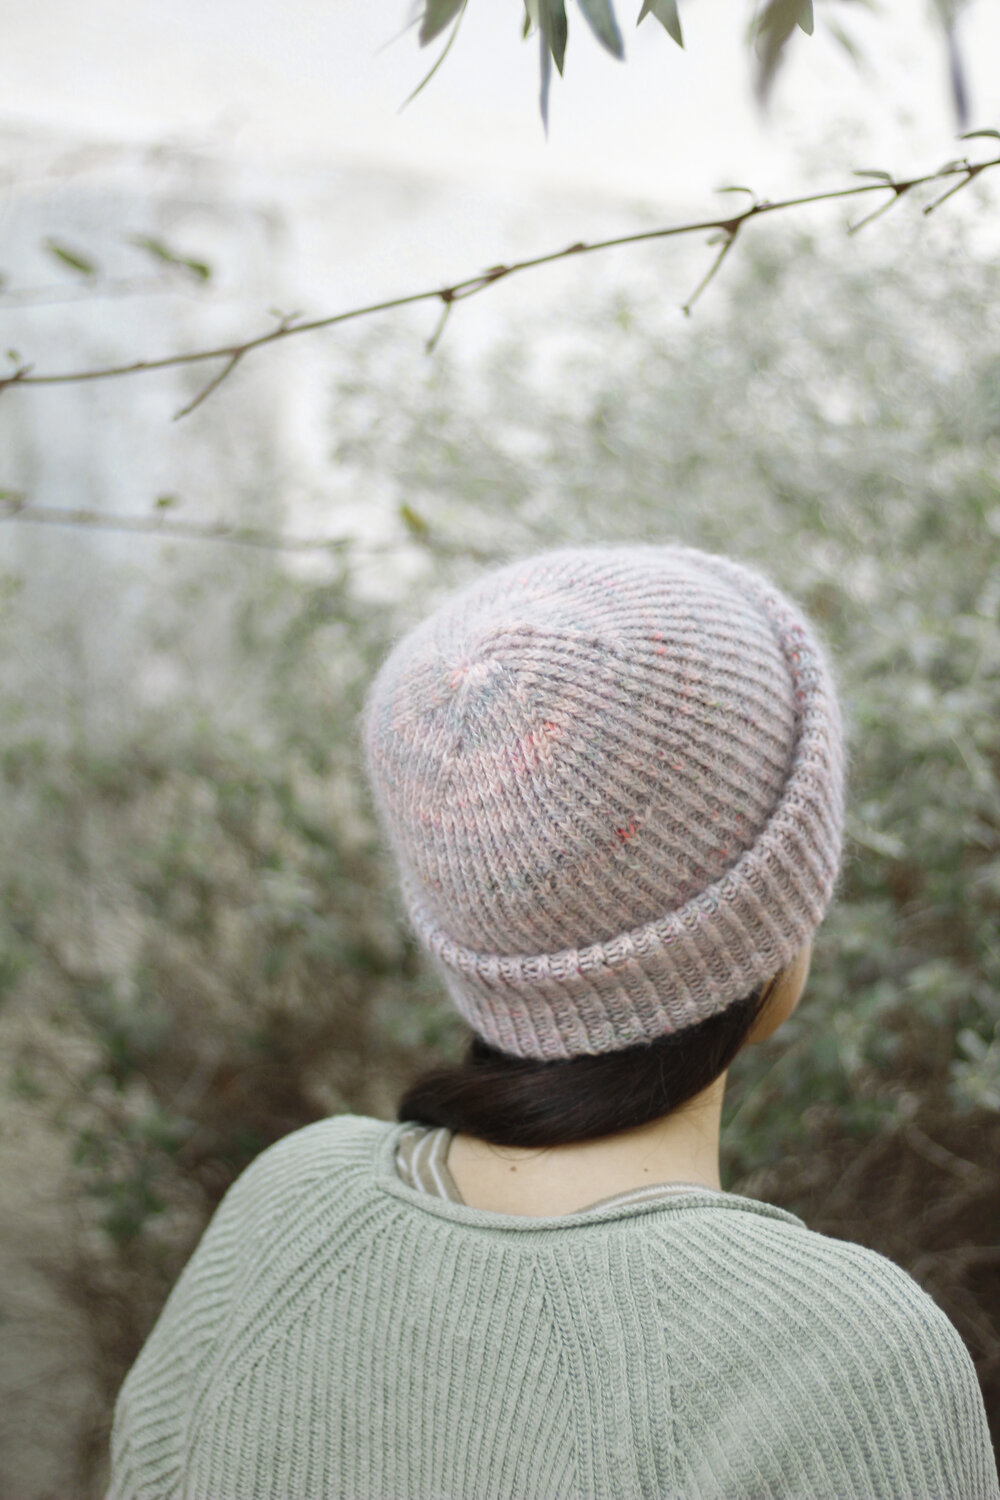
xmin=669 ymin=1217 xmax=1000 ymax=1500
xmin=789 ymin=1242 xmax=1000 ymax=1499
xmin=790 ymin=1239 xmax=1000 ymax=1498
xmin=897 ymin=1299 xmax=1000 ymax=1500
xmin=104 ymin=1121 xmax=350 ymax=1500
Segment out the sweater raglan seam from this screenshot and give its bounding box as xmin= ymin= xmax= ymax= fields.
xmin=180 ymin=1204 xmax=408 ymax=1475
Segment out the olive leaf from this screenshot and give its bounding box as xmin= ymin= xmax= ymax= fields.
xmin=129 ymin=235 xmax=212 ymax=282
xmin=538 ymin=0 xmax=568 ymax=74
xmin=637 ymin=0 xmax=682 ymax=48
xmin=419 ymin=0 xmax=464 ymax=46
xmin=399 ymin=504 xmax=430 ymax=538
xmin=753 ymin=0 xmax=815 ymax=100
xmin=44 ymin=240 xmax=97 ymax=277
xmin=577 ymin=0 xmax=623 ymax=58
xmin=539 ymin=31 xmax=553 ymax=127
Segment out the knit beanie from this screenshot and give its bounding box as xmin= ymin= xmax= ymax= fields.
xmin=364 ymin=544 xmax=845 ymax=1061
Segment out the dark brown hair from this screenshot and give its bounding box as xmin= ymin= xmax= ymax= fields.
xmin=397 ymin=980 xmax=772 ymax=1148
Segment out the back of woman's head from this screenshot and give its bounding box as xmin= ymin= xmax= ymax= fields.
xmin=363 ymin=544 xmax=845 ymax=1145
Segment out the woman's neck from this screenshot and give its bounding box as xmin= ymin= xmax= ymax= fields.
xmin=446 ymin=1073 xmax=727 ymax=1218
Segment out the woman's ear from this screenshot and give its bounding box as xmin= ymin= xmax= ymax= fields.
xmin=746 ymin=942 xmax=814 ymax=1045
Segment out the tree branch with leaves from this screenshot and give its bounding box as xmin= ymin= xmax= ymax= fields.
xmin=1 ymin=142 xmax=998 ymax=424
xmin=414 ymin=0 xmax=975 ymax=127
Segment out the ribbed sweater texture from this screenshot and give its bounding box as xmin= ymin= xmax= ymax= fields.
xmin=107 ymin=1114 xmax=999 ymax=1500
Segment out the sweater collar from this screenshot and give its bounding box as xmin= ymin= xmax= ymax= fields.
xmin=373 ymin=1118 xmax=806 ymax=1234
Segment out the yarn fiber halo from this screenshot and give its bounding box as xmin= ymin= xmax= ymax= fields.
xmin=364 ymin=545 xmax=845 ymax=1061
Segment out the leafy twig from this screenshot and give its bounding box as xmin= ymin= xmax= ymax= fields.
xmin=0 ymin=152 xmax=995 ymax=416
xmin=923 ymin=159 xmax=990 ymax=214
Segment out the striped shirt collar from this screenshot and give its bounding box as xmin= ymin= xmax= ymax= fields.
xmin=395 ymin=1123 xmax=722 ymax=1215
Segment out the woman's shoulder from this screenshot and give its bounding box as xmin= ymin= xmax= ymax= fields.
xmin=683 ymin=1192 xmax=944 ymax=1304
xmin=212 ymin=1113 xmax=386 ymax=1225
xmin=237 ymin=1112 xmax=383 ymax=1176
xmin=628 ymin=1198 xmax=997 ymax=1498
xmin=660 ymin=1191 xmax=974 ymax=1374
xmin=653 ymin=1197 xmax=997 ymax=1492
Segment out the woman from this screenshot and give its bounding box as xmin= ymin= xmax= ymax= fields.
xmin=107 ymin=544 xmax=999 ymax=1498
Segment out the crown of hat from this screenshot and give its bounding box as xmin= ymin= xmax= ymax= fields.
xmin=365 ymin=545 xmax=844 ymax=1061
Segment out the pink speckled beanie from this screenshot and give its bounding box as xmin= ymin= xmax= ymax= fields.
xmin=364 ymin=545 xmax=845 ymax=1061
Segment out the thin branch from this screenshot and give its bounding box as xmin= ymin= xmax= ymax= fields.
xmin=0 ymin=502 xmax=358 ymax=554
xmin=923 ymin=159 xmax=989 ymax=214
xmin=0 ymin=500 xmax=495 ymax=560
xmin=0 ymin=363 xmax=34 ymax=397
xmin=425 ymin=292 xmax=454 ymax=353
xmin=681 ymin=220 xmax=742 ymax=316
xmin=0 ymin=275 xmax=180 ymax=310
xmin=0 ymin=154 xmax=995 ymax=416
xmin=172 ymin=350 xmax=245 ymax=420
xmin=902 ymin=1122 xmax=984 ymax=1183
xmin=847 ymin=181 xmax=915 ymax=236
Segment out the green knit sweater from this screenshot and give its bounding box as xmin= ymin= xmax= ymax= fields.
xmin=107 ymin=1114 xmax=999 ymax=1499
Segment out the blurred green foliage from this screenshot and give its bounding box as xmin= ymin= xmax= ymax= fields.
xmin=0 ymin=553 xmax=462 ymax=1264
